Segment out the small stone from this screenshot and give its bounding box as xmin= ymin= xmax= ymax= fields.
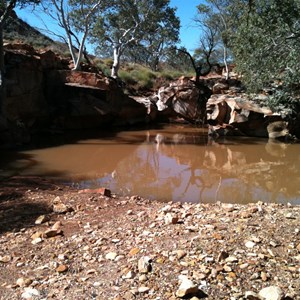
xmin=51 ymin=221 xmax=62 ymax=230
xmin=223 ymin=265 xmax=232 ymax=272
xmin=177 ymin=250 xmax=187 ymax=260
xmin=176 ymin=276 xmax=199 ymax=298
xmin=52 ymin=197 xmax=73 ymax=214
xmin=43 ymin=228 xmax=63 ymax=238
xmin=296 ymin=243 xmax=300 ymax=251
xmin=139 ymin=274 xmax=147 ymax=282
xmin=239 ymin=263 xmax=249 ymax=269
xmin=261 ymin=271 xmax=268 ymax=281
xmin=21 ymin=288 xmax=40 ymax=299
xmin=79 ymin=187 xmax=111 ymax=196
xmin=128 ymin=247 xmax=140 ymax=256
xmin=105 ymin=252 xmax=118 ymax=261
xmin=31 ymin=232 xmax=43 ymax=240
xmin=138 ymin=256 xmax=152 ymax=273
xmin=269 ymin=241 xmax=278 ymax=247
xmin=164 ymin=213 xmax=179 ymax=225
xmin=56 ymin=264 xmax=68 ymax=273
xmin=16 ymin=278 xmax=33 ymax=287
xmin=35 ymin=215 xmax=50 ymax=225
xmin=258 ymin=286 xmax=283 ymax=300
xmin=245 ymin=241 xmax=256 ymax=248
xmin=31 ymin=237 xmax=43 ymax=245
xmin=225 ymin=256 xmax=238 ymax=263
xmin=138 ymin=286 xmax=150 ymax=293
xmin=0 ymin=255 xmax=11 ymax=263
xmin=285 ymin=212 xmax=295 ymax=219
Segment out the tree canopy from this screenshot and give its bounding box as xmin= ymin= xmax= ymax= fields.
xmin=196 ymin=0 xmax=300 ymax=115
xmin=90 ymin=0 xmax=180 ymax=77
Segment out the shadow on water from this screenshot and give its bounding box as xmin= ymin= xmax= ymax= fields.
xmin=1 ymin=124 xmax=300 ymax=205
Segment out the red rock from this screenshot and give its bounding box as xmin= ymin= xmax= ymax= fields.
xmin=79 ymin=188 xmax=111 ymax=197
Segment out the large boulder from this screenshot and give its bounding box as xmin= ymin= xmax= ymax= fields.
xmin=206 ymin=94 xmax=289 ymax=138
xmin=152 ymin=77 xmax=209 ymax=122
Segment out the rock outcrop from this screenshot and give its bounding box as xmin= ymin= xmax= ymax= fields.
xmin=149 ymin=76 xmax=211 ymax=123
xmin=1 ymin=43 xmax=149 ymax=145
xmin=206 ymin=94 xmax=290 ymax=139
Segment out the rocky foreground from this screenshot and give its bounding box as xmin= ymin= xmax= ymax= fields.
xmin=0 ymin=177 xmax=299 ymax=300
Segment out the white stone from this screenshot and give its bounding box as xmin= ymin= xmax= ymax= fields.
xmin=176 ymin=275 xmax=199 ymax=298
xmin=258 ymin=286 xmax=283 ymax=300
xmin=105 ymin=252 xmax=118 ymax=261
xmin=138 ymin=286 xmax=150 ymax=293
xmin=138 ymin=256 xmax=152 ymax=273
xmin=245 ymin=241 xmax=256 ymax=248
xmin=21 ymin=288 xmax=40 ymax=299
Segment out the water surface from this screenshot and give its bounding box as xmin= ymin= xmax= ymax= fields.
xmin=1 ymin=124 xmax=300 ymax=205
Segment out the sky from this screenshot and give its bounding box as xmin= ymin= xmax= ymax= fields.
xmin=15 ymin=0 xmax=202 ymax=54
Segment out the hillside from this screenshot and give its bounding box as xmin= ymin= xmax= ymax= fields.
xmin=3 ymin=10 xmax=67 ymax=54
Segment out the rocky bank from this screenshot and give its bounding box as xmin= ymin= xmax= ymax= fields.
xmin=0 ymin=177 xmax=299 ymax=299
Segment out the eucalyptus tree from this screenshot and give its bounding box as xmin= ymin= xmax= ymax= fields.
xmin=232 ymin=0 xmax=300 ymax=95
xmin=195 ymin=0 xmax=233 ymax=79
xmin=38 ymin=0 xmax=105 ymax=70
xmin=0 ymin=0 xmax=39 ymax=114
xmin=91 ymin=0 xmax=179 ymax=78
xmin=135 ymin=9 xmax=180 ymax=72
xmin=197 ymin=0 xmax=300 ymax=114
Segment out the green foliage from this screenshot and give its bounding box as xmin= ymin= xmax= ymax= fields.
xmin=196 ymin=0 xmax=300 ymax=115
xmin=230 ymin=0 xmax=300 ymax=113
xmin=119 ymin=65 xmax=157 ymax=89
xmin=92 ymin=58 xmax=112 ymax=77
xmin=89 ymin=0 xmax=180 ymax=77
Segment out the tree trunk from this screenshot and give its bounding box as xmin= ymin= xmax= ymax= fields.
xmin=111 ymin=43 xmax=121 ymax=78
xmin=223 ymin=45 xmax=229 ymax=80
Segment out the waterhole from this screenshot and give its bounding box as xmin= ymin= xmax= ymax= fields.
xmin=1 ymin=124 xmax=299 ymax=205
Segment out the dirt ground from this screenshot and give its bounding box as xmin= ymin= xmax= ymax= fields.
xmin=0 ymin=176 xmax=299 ymax=300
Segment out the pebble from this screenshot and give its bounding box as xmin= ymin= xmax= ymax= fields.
xmin=56 ymin=264 xmax=68 ymax=273
xmin=16 ymin=277 xmax=33 ymax=287
xmin=105 ymin=252 xmax=118 ymax=261
xmin=177 ymin=250 xmax=187 ymax=260
xmin=258 ymin=286 xmax=283 ymax=300
xmin=245 ymin=241 xmax=256 ymax=248
xmin=43 ymin=228 xmax=63 ymax=238
xmin=35 ymin=214 xmax=50 ymax=225
xmin=164 ymin=213 xmax=179 ymax=224
xmin=138 ymin=256 xmax=152 ymax=273
xmin=21 ymin=288 xmax=40 ymax=299
xmin=176 ymin=276 xmax=199 ymax=298
xmin=0 ymin=255 xmax=11 ymax=263
xmin=137 ymin=286 xmax=150 ymax=293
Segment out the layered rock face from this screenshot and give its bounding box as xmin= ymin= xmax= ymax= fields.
xmin=206 ymin=94 xmax=290 ymax=139
xmin=150 ymin=76 xmax=211 ymax=123
xmin=1 ymin=44 xmax=148 ymax=144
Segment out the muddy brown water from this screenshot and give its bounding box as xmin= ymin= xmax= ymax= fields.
xmin=1 ymin=124 xmax=300 ymax=205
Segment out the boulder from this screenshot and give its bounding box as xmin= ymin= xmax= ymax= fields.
xmin=206 ymin=94 xmax=289 ymax=138
xmin=152 ymin=76 xmax=209 ymax=122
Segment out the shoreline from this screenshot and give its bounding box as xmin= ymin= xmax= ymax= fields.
xmin=0 ymin=176 xmax=299 ymax=299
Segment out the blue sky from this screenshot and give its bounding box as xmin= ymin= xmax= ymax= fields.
xmin=15 ymin=0 xmax=202 ymax=54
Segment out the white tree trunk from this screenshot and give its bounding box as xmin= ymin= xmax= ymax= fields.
xmin=111 ymin=43 xmax=121 ymax=78
xmin=223 ymin=45 xmax=229 ymax=80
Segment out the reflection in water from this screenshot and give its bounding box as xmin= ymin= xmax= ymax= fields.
xmin=1 ymin=125 xmax=300 ymax=204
